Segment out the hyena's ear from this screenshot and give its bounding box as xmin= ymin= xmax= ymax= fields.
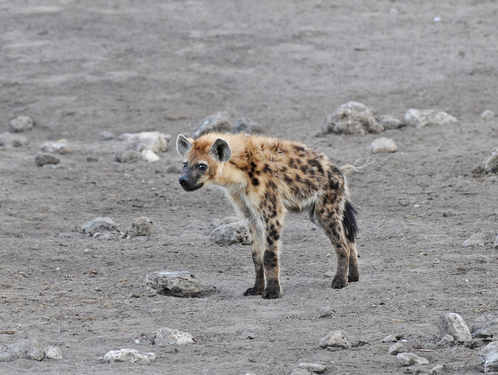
xmin=209 ymin=138 xmax=232 ymax=162
xmin=176 ymin=134 xmax=193 ymax=157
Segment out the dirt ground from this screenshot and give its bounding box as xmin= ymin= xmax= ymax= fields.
xmin=1 ymin=1 xmax=497 ymax=374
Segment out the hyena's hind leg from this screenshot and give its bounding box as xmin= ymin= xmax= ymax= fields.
xmin=343 ymin=200 xmax=359 ymax=282
xmin=314 ymin=193 xmax=355 ymax=289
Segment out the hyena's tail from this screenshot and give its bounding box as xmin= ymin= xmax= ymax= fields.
xmin=343 ymin=200 xmax=358 ymax=243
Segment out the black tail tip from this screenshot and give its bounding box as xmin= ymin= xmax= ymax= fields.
xmin=343 ymin=200 xmax=358 ymax=242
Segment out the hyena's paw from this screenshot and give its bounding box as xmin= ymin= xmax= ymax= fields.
xmin=348 ymin=271 xmax=359 ymax=283
xmin=243 ymin=287 xmax=264 ymax=296
xmin=331 ymin=276 xmax=348 ymax=289
xmin=262 ymin=286 xmax=281 ymax=299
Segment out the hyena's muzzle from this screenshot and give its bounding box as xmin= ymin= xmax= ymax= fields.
xmin=178 ymin=165 xmax=205 ymax=191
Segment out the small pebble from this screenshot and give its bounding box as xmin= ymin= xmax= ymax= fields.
xmin=35 ymin=153 xmax=60 ymax=167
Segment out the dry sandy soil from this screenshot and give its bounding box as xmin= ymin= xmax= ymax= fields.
xmin=1 ymin=1 xmax=497 ymax=374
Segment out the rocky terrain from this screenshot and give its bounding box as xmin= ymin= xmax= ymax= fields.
xmin=1 ymin=1 xmax=497 ymax=374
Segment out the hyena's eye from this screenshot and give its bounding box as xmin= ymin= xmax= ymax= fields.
xmin=183 ymin=161 xmax=188 ymax=168
xmin=197 ymin=163 xmax=208 ymax=171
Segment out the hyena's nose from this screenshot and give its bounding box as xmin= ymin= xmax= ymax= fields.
xmin=179 ymin=176 xmax=188 ymax=189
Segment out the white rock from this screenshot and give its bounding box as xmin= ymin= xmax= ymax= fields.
xmin=297 ymin=362 xmax=327 ymax=373
xmin=99 ymin=131 xmax=115 ymax=141
xmin=463 ymin=232 xmax=486 ymax=248
xmin=233 ymin=118 xmax=265 ymax=134
xmin=145 ymin=271 xmax=216 ymax=297
xmin=114 ymin=150 xmax=141 ymax=163
xmin=40 ymin=139 xmax=72 ymax=154
xmin=103 ymin=349 xmax=156 ymax=364
xmin=397 ymin=352 xmax=429 ymax=366
xmin=319 ymin=330 xmax=351 ymax=350
xmin=290 ymin=369 xmax=312 ymax=375
xmin=141 ymin=149 xmax=160 ymax=162
xmin=376 ymin=115 xmax=404 ymax=129
xmin=370 ymin=137 xmax=398 ymax=153
xmin=322 ymin=101 xmax=383 ymax=135
xmin=481 ymin=342 xmax=498 ymax=372
xmin=472 ymin=314 xmax=498 ymax=339
xmin=126 ymin=216 xmax=153 ymax=238
xmin=81 ymin=217 xmax=119 ymax=236
xmin=439 ymin=312 xmax=472 ymax=343
xmin=153 ymin=327 xmax=194 ymax=346
xmin=436 ymin=334 xmax=455 ymax=347
xmin=119 ymin=131 xmax=171 ymax=154
xmin=45 ymin=345 xmax=63 ymax=360
xmin=389 ymin=342 xmax=407 ymax=355
xmin=193 ymin=111 xmax=232 ymax=139
xmin=209 ymin=221 xmax=252 ymax=246
xmin=0 ymin=339 xmax=45 ymax=362
xmin=484 ymin=149 xmax=498 ymax=174
xmin=430 ymin=364 xmax=446 ymax=375
xmin=382 ymin=335 xmax=397 ymax=343
xmin=0 ymin=132 xmax=29 ymax=147
xmin=8 ymin=115 xmax=35 ymax=133
xmin=404 ymin=109 xmax=457 ymax=128
xmin=481 ymin=110 xmax=495 ymax=120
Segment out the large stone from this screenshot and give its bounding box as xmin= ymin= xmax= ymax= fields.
xmin=99 ymin=131 xmax=115 ymax=141
xmin=484 ymin=149 xmax=498 ymax=174
xmin=397 ymin=352 xmax=429 ymax=366
xmin=9 ymin=115 xmax=35 ymax=133
xmin=233 ymin=118 xmax=265 ymax=134
xmin=389 ymin=342 xmax=408 ymax=355
xmin=45 ymin=346 xmax=63 ymax=360
xmin=480 ymin=341 xmax=498 ymax=372
xmin=209 ymin=221 xmax=251 ymax=246
xmin=472 ymin=314 xmax=498 ymax=339
xmin=376 ymin=115 xmax=404 ymax=130
xmin=0 ymin=133 xmax=29 ymax=147
xmin=429 ymin=364 xmax=447 ymax=375
xmin=290 ymin=369 xmax=311 ymax=375
xmin=462 ymin=232 xmax=486 ymax=248
xmin=370 ymin=137 xmax=398 ymax=153
xmin=145 ymin=271 xmax=216 ymax=297
xmin=81 ymin=217 xmax=119 ymax=236
xmin=404 ymin=109 xmax=457 ymax=128
xmin=114 ymin=150 xmax=141 ymax=163
xmin=297 ymin=362 xmax=327 ymax=373
xmin=125 ymin=216 xmax=153 ymax=238
xmin=439 ymin=312 xmax=472 ymax=343
xmin=102 ymin=349 xmax=156 ymax=364
xmin=119 ymin=131 xmax=171 ymax=154
xmin=321 ymin=101 xmax=383 ymax=135
xmin=193 ymin=111 xmax=232 ymax=139
xmin=35 ymin=153 xmax=60 ymax=167
xmin=152 ymin=327 xmax=194 ymax=346
xmin=0 ymin=339 xmax=45 ymax=362
xmin=40 ymin=139 xmax=72 ymax=154
xmin=141 ymin=149 xmax=160 ymax=162
xmin=319 ymin=330 xmax=351 ymax=350
xmin=481 ymin=110 xmax=495 ymax=121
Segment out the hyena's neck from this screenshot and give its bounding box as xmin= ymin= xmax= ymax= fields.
xmin=213 ymin=161 xmax=248 ymax=188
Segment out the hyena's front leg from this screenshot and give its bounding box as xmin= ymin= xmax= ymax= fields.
xmin=244 ymin=220 xmax=265 ymax=296
xmin=229 ymin=191 xmax=266 ymax=296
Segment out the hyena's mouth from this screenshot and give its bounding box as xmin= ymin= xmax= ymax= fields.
xmin=181 ymin=182 xmax=204 ymax=192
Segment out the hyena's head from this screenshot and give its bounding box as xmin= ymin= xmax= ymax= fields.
xmin=176 ymin=134 xmax=232 ymax=191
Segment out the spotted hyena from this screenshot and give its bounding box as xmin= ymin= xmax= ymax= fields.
xmin=176 ymin=132 xmax=359 ymax=299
